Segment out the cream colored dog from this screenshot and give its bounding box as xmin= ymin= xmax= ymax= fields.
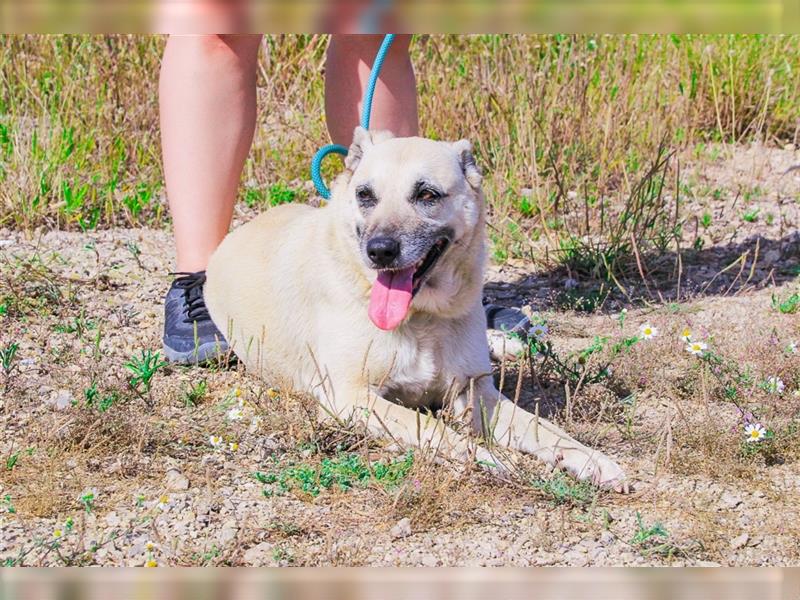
xmin=205 ymin=127 xmax=627 ymax=491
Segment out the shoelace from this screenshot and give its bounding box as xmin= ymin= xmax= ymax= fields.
xmin=171 ymin=271 xmax=211 ymax=323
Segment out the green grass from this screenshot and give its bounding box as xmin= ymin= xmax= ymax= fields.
xmin=254 ymin=450 xmax=414 ymax=498
xmin=2 ymin=35 xmax=800 ymax=279
xmin=531 ymin=471 xmax=597 ymax=507
xmin=124 ymin=349 xmax=167 ymax=407
xmin=0 ymin=341 xmax=19 ymax=370
xmin=771 ymin=291 xmax=800 ymax=315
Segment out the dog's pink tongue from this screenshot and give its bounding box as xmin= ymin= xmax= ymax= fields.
xmin=368 ymin=267 xmax=415 ymax=330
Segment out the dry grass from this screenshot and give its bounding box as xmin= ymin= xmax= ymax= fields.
xmin=1 ymin=35 xmax=799 ymax=271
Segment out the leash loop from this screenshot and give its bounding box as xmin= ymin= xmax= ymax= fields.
xmin=311 ymin=33 xmax=396 ymax=200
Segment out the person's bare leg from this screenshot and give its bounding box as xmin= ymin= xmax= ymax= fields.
xmin=160 ymin=34 xmax=261 ymax=363
xmin=325 ymin=34 xmax=418 ymax=146
xmin=160 ymin=34 xmax=262 ymax=273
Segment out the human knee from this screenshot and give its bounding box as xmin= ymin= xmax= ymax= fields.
xmin=166 ymin=34 xmax=261 ymax=68
xmin=329 ymin=34 xmax=411 ymax=61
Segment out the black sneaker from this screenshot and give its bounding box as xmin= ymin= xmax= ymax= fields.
xmin=162 ymin=271 xmax=228 ymax=364
xmin=484 ymin=303 xmax=531 ymax=338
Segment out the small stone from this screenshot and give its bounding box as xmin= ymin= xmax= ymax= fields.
xmin=420 ymin=554 xmax=438 ymax=567
xmin=390 ymin=518 xmax=412 ymax=540
xmin=565 ymin=551 xmax=588 ymax=567
xmin=219 ymin=519 xmax=238 ymax=544
xmin=52 ymin=389 xmax=73 ymax=410
xmin=589 ymin=547 xmax=606 ymax=561
xmin=763 ymin=249 xmax=781 ymax=265
xmin=104 ymin=512 xmax=120 ymax=528
xmin=165 ymin=469 xmax=190 ymax=491
xmin=195 ymin=499 xmax=212 ymax=516
xmin=598 ymin=531 xmax=615 ymax=546
xmin=730 ymin=533 xmax=749 ymax=549
xmin=243 ymin=542 xmax=274 ymax=566
xmin=719 ymin=491 xmax=742 ymax=510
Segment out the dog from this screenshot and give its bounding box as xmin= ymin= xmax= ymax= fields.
xmin=204 ymin=127 xmax=627 ymax=491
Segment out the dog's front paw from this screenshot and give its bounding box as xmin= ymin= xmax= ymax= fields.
xmin=556 ymin=448 xmax=629 ymax=493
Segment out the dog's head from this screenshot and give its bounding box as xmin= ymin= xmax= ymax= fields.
xmin=331 ymin=127 xmax=486 ymax=331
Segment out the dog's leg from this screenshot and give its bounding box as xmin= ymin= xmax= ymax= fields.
xmin=456 ymin=378 xmax=628 ymax=491
xmin=317 ymin=380 xmax=506 ymax=470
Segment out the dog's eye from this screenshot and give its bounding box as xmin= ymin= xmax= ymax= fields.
xmin=356 ymin=187 xmax=377 ymax=208
xmin=416 ymin=188 xmax=441 ymax=203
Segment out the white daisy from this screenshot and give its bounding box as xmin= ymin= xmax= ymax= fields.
xmin=530 ymin=324 xmax=548 ymax=340
xmin=229 ymin=442 xmax=239 ymax=452
xmin=156 ymin=494 xmax=170 ymax=511
xmin=209 ymin=435 xmax=223 ymax=448
xmin=686 ymin=341 xmax=707 ymax=356
xmin=680 ymin=328 xmax=692 ymax=342
xmin=744 ymin=423 xmax=766 ymax=443
xmin=639 ymin=324 xmax=658 ymax=340
xmin=765 ymin=376 xmax=785 ymax=394
xmin=226 ymin=407 xmax=243 ymax=421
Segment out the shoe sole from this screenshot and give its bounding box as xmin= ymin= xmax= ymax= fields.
xmin=162 ymin=340 xmax=230 ymax=365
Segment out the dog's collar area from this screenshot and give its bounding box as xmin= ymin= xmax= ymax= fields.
xmin=411 ymin=238 xmax=449 ymax=296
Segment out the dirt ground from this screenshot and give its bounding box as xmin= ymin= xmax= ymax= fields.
xmin=0 ymin=144 xmax=799 ymax=566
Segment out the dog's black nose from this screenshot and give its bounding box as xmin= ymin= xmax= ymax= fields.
xmin=366 ymin=236 xmax=400 ymax=267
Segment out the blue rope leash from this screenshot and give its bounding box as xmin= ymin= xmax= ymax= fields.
xmin=311 ymin=33 xmax=395 ymax=200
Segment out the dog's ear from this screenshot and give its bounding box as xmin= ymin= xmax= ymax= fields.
xmin=344 ymin=126 xmax=394 ymax=173
xmin=451 ymin=139 xmax=482 ymax=189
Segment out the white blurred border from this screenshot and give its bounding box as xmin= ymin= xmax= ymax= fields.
xmin=1 ymin=567 xmax=799 ymax=600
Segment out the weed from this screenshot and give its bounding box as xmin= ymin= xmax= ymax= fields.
xmin=79 ymin=490 xmax=96 ymax=513
xmin=742 ymin=207 xmax=759 ymax=223
xmin=531 ymin=471 xmax=596 ymax=507
xmin=84 ymin=383 xmax=119 ymax=412
xmin=183 ymin=380 xmax=208 ymax=407
xmin=631 ymin=512 xmax=669 ymax=546
xmin=527 ymin=331 xmax=635 ymax=387
xmin=271 ymin=545 xmax=294 ymax=564
xmin=124 ymin=349 xmax=167 ymax=407
xmin=771 ymin=291 xmax=800 ymax=314
xmin=255 ymin=451 xmax=414 ymax=498
xmin=54 ymin=310 xmax=96 ymax=337
xmin=6 ymin=451 xmax=20 ymax=471
xmin=191 ymin=545 xmax=221 ymax=566
xmin=2 ymin=494 xmax=16 ymax=514
xmin=267 ymin=183 xmax=297 ymax=206
xmin=1 ymin=341 xmax=20 ymax=379
xmin=630 ymin=512 xmax=682 ymax=557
